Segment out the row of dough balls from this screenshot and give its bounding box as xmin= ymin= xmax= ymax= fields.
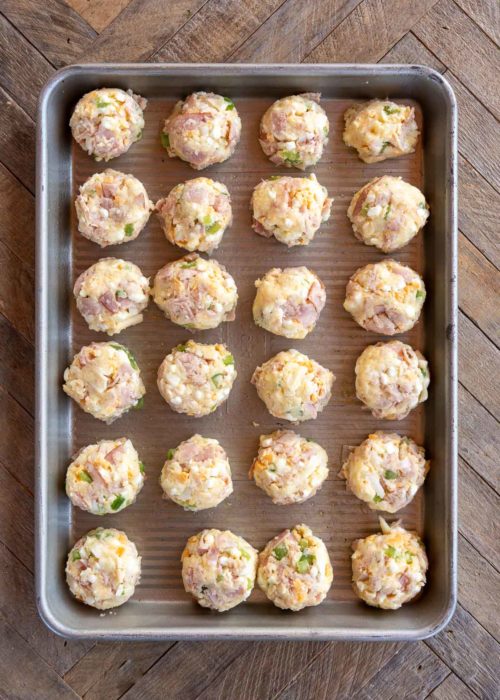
xmin=63 ymin=340 xmax=429 ymax=424
xmin=66 ymin=431 xmax=428 ymax=516
xmin=66 ymin=519 xmax=427 ymax=613
xmin=75 ymin=169 xmax=429 ymax=253
xmin=74 ymin=256 xmax=425 ymax=338
xmin=70 ymin=89 xmax=419 ymax=168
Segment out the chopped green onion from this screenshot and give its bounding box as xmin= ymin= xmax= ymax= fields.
xmin=420 ymin=367 xmax=428 ymax=377
xmin=223 ymin=354 xmax=234 ymax=366
xmin=111 ymin=494 xmax=125 ymax=511
xmin=176 ymin=343 xmax=187 ymax=352
xmin=116 ymin=289 xmax=127 ymax=299
xmin=223 ymin=97 xmax=235 ymax=110
xmin=206 ymin=222 xmax=221 ymax=235
xmin=405 ymin=551 xmax=414 ymax=564
xmin=240 ymin=548 xmax=251 ymax=560
xmin=211 ymin=373 xmax=224 ymax=387
xmin=269 ymin=175 xmax=282 ymax=180
xmin=181 ymin=261 xmax=197 ymax=269
xmin=202 ymin=214 xmax=212 ymax=225
xmin=385 ymin=545 xmax=397 ymax=558
xmin=373 ymin=494 xmax=383 ymax=503
xmin=134 ymin=396 xmax=144 ymax=410
xmin=139 ymin=461 xmax=145 ymax=475
xmin=161 ymin=132 xmax=170 ymax=150
xmin=299 ymin=538 xmax=309 ymax=551
xmin=281 ymin=150 xmax=301 ymax=164
xmin=273 ymin=545 xmax=288 ymax=561
xmin=416 ymin=290 xmax=425 ymax=299
xmin=361 ymin=204 xmax=370 ymax=216
xmin=384 ymin=470 xmax=398 ymax=480
xmin=167 ymin=449 xmax=175 ymax=460
xmin=110 ymin=343 xmax=138 ymax=369
xmin=323 ymin=126 xmax=329 ymax=135
xmin=418 ymin=201 xmax=427 ymax=209
xmin=380 ymin=141 xmax=391 ymax=153
xmin=383 ymin=105 xmax=400 ymax=115
xmin=124 ymin=223 xmax=134 ymax=237
xmin=216 ymin=574 xmax=224 ymax=582
xmin=247 ymin=577 xmax=253 ymax=590
xmin=79 ymin=470 xmax=93 ymax=484
xmin=296 ymin=553 xmax=315 ymax=574
xmin=71 ymin=549 xmax=81 ymax=562
xmin=384 ymin=205 xmax=391 ymax=220
xmin=136 ymin=130 xmax=143 ymax=140
xmin=95 ymin=98 xmax=110 ymax=108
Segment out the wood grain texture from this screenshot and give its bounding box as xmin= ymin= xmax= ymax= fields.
xmin=64 ymin=0 xmax=132 ymax=32
xmin=459 ymin=311 xmax=499 ymax=418
xmin=0 ymin=87 xmax=35 ymax=194
xmin=428 ymin=672 xmax=477 ymax=700
xmin=453 ymin=0 xmax=500 ymax=45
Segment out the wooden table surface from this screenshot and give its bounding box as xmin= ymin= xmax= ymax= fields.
xmin=0 ymin=0 xmax=499 ymax=698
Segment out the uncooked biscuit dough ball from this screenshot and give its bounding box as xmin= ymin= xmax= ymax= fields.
xmin=160 ymin=434 xmax=233 ymax=511
xmin=66 ymin=528 xmax=141 ymax=610
xmin=156 ymin=177 xmax=232 ymax=253
xmin=157 ymin=340 xmax=236 ymax=417
xmin=348 ymin=176 xmax=429 ymax=253
xmin=66 ymin=438 xmax=145 ymax=515
xmin=253 ymin=267 xmax=326 ymax=339
xmin=259 ymin=93 xmax=329 ymax=169
xmin=252 ymin=349 xmax=334 ymax=422
xmin=252 ymin=174 xmax=332 ymax=247
xmin=351 ymin=517 xmax=428 ymax=609
xmin=75 ymin=169 xmax=154 ymax=247
xmin=153 ymin=254 xmax=238 ymax=330
xmin=181 ymin=529 xmax=258 ymax=611
xmin=343 ymin=99 xmax=419 ymax=163
xmin=257 ymin=524 xmax=333 ymax=611
xmin=162 ymin=92 xmax=241 ymax=169
xmin=250 ymin=430 xmax=329 ymax=505
xmin=341 ymin=432 xmax=429 ymax=513
xmin=355 ymin=340 xmax=429 ymax=421
xmin=63 ymin=342 xmax=145 ymax=423
xmin=70 ymin=88 xmax=146 ymax=161
xmin=74 ymin=258 xmax=150 ymax=336
xmin=344 ymin=259 xmax=425 ymax=335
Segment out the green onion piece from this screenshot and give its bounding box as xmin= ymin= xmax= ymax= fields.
xmin=216 ymin=574 xmax=224 ymax=582
xmin=247 ymin=577 xmax=253 ymax=590
xmin=134 ymin=396 xmax=144 ymax=410
xmin=202 ymin=214 xmax=212 ymax=225
xmin=176 ymin=343 xmax=187 ymax=352
xmin=405 ymin=551 xmax=414 ymax=564
xmin=206 ymin=222 xmax=221 ymax=235
xmin=79 ymin=470 xmax=93 ymax=484
xmin=416 ymin=290 xmax=425 ymax=299
xmin=136 ymin=130 xmax=143 ymax=140
xmin=384 ymin=470 xmax=398 ymax=480
xmin=383 ymin=105 xmax=400 ymax=115
xmin=71 ymin=549 xmax=82 ymax=562
xmin=269 ymin=175 xmax=282 ymax=180
xmin=380 ymin=141 xmax=391 ymax=153
xmin=167 ymin=449 xmax=175 ymax=460
xmin=116 ymin=289 xmax=127 ymax=299
xmin=181 ymin=261 xmax=198 ymax=269
xmin=211 ymin=373 xmax=224 ymax=387
xmin=223 ymin=97 xmax=235 ymax=110
xmin=223 ymin=354 xmax=234 ymax=366
xmin=299 ymin=538 xmax=309 ymax=551
xmin=420 ymin=367 xmax=428 ymax=377
xmin=373 ymin=494 xmax=383 ymax=503
xmin=323 ymin=126 xmax=329 ymax=135
xmin=95 ymin=98 xmax=110 ymax=108
xmin=161 ymin=132 xmax=170 ymax=150
xmin=111 ymin=494 xmax=125 ymax=511
xmin=384 ymin=205 xmax=391 ymax=220
xmin=361 ymin=204 xmax=370 ymax=216
xmin=385 ymin=545 xmax=397 ymax=558
xmin=240 ymin=548 xmax=251 ymax=560
xmin=296 ymin=553 xmax=315 ymax=574
xmin=418 ymin=201 xmax=427 ymax=209
xmin=273 ymin=545 xmax=288 ymax=561
xmin=268 ymin=463 xmax=277 ymax=472
xmin=281 ymin=150 xmax=301 ymax=164
xmin=124 ymin=223 xmax=134 ymax=236
xmin=110 ymin=343 xmax=138 ymax=369
xmin=139 ymin=461 xmax=145 ymax=475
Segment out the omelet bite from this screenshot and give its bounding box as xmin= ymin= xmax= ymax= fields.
xmin=162 ymin=92 xmax=241 ymax=169
xmin=153 ymin=254 xmax=237 ymax=330
xmin=66 ymin=528 xmax=141 ymax=610
xmin=341 ymin=432 xmax=429 ymax=512
xmin=343 ymin=99 xmax=419 ymax=163
xmin=251 ymin=349 xmax=334 ymax=422
xmin=351 ymin=518 xmax=428 ymax=609
xmin=348 ymin=176 xmax=429 ymax=253
xmin=70 ymin=88 xmax=146 ymax=161
xmin=251 ymin=174 xmax=332 ymax=247
xmin=259 ymin=93 xmax=329 ymax=169
xmin=160 ymin=434 xmax=233 ymax=511
xmin=182 ymin=529 xmax=258 ymax=611
xmin=344 ymin=259 xmax=425 ymax=335
xmin=257 ymin=524 xmax=333 ymax=611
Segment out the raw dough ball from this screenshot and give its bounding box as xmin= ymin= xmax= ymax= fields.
xmin=66 ymin=528 xmax=141 ymax=609
xmin=181 ymin=529 xmax=257 ymax=611
xmin=160 ymin=434 xmax=233 ymax=511
xmin=162 ymin=92 xmax=241 ymax=169
xmin=156 ymin=177 xmax=232 ymax=253
xmin=355 ymin=340 xmax=430 ymax=420
xmin=153 ymin=254 xmax=237 ymax=330
xmin=75 ymin=169 xmax=154 ymax=247
xmin=351 ymin=517 xmax=428 ymax=609
xmin=70 ymin=88 xmax=146 ymax=161
xmin=252 ymin=174 xmax=332 ymax=247
xmin=348 ymin=176 xmax=429 ymax=253
xmin=157 ymin=340 xmax=236 ymax=417
xmin=257 ymin=524 xmax=333 ymax=611
xmin=344 ymin=259 xmax=425 ymax=335
xmin=66 ymin=438 xmax=145 ymax=515
xmin=259 ymin=93 xmax=329 ymax=169
xmin=252 ymin=349 xmax=334 ymax=422
xmin=343 ymin=100 xmax=419 ymax=163
xmin=250 ymin=430 xmax=329 ymax=505
xmin=341 ymin=432 xmax=429 ymax=512
xmin=253 ymin=266 xmax=326 ymax=339
xmin=63 ymin=342 xmax=145 ymax=423
xmin=74 ymin=258 xmax=150 ymax=335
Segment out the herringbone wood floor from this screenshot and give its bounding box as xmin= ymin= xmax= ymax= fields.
xmin=0 ymin=0 xmax=499 ymax=698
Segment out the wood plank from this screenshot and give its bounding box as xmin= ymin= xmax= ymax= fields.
xmin=152 ymin=0 xmax=285 ymax=63
xmin=0 ymin=14 xmax=53 ymax=119
xmin=459 ymin=310 xmax=499 ymax=418
xmin=428 ymin=672 xmax=477 ymax=700
xmin=379 ymin=29 xmax=446 ymax=72
xmin=0 ymin=87 xmax=35 ymax=194
xmin=0 ymin=163 xmax=35 ymax=270
xmin=80 ymin=0 xmax=208 ymax=62
xmin=64 ymin=0 xmax=132 ymax=33
xmin=452 ymin=0 xmax=500 ymax=47
xmin=458 ymin=457 xmax=500 ymax=572
xmin=228 ymin=0 xmax=362 ymax=63
xmin=459 ymin=233 xmax=500 ymax=345
xmin=304 ymin=0 xmax=439 ymax=63
xmin=0 ymin=615 xmax=81 ymax=700
xmin=64 ymin=641 xmax=174 ymax=699
xmin=458 ymin=383 xmax=499 ymax=492
xmin=0 ymin=462 xmax=34 ymax=572
xmin=414 ymin=0 xmax=500 ymax=119
xmin=0 ymin=317 xmax=34 ymax=415
xmin=426 ymin=604 xmax=500 ymax=699
xmin=0 ymin=385 xmax=34 ymax=492
xmin=458 ymin=534 xmax=500 ymax=641
xmin=0 ymin=541 xmax=92 ymax=676
xmin=1 ymin=0 xmax=96 ymax=68
xmin=0 ymin=241 xmax=35 ymax=344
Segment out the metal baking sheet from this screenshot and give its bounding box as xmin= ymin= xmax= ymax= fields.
xmin=36 ymin=64 xmax=457 ymax=641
